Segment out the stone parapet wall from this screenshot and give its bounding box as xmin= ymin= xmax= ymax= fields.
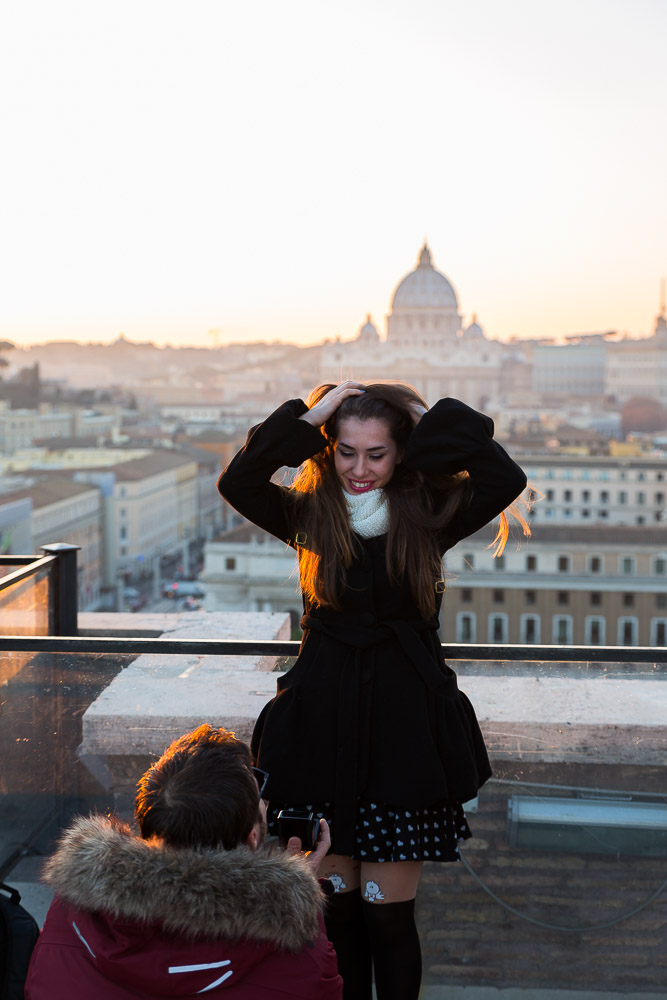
xmin=418 ymin=760 xmax=667 ymax=994
xmin=462 ymin=673 xmax=667 ymax=767
xmin=78 ymin=609 xmax=289 ymax=807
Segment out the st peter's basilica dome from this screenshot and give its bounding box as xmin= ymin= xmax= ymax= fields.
xmin=391 ymin=242 xmax=459 ymax=311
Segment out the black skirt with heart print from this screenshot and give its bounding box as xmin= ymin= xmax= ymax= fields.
xmin=267 ymin=797 xmax=471 ymax=863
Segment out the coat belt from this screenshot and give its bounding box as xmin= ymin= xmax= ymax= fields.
xmin=300 ymin=614 xmax=456 ymax=694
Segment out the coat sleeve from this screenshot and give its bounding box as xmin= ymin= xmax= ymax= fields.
xmin=402 ymin=397 xmax=527 ymax=545
xmin=217 ymin=399 xmax=328 ymax=545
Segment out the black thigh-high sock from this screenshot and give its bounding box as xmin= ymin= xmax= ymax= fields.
xmin=323 ymin=889 xmax=372 ymax=1000
xmin=362 ymin=898 xmax=422 ymax=1000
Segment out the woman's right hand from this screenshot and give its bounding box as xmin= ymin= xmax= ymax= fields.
xmin=408 ymin=399 xmax=428 ymax=426
xmin=299 ymin=380 xmax=365 ymax=428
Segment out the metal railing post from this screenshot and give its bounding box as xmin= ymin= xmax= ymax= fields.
xmin=41 ymin=542 xmax=80 ymax=636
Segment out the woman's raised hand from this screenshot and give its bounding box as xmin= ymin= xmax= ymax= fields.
xmin=408 ymin=400 xmax=428 ymax=426
xmin=299 ymin=380 xmax=365 ymax=428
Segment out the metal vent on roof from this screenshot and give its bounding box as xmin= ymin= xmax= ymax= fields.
xmin=507 ymin=796 xmax=667 ymax=857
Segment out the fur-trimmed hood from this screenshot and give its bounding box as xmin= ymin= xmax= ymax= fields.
xmin=43 ymin=814 xmax=324 ymax=951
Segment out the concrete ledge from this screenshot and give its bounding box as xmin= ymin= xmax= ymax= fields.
xmin=79 ymin=611 xmax=289 ymax=798
xmin=78 ymin=615 xmax=666 ymax=805
xmin=462 ymin=676 xmax=667 ymax=766
xmin=78 ymin=609 xmax=290 ymax=670
xmin=81 ymin=668 xmax=280 ymax=756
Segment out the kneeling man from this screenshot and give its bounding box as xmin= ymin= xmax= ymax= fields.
xmin=26 ymin=724 xmax=341 ymax=999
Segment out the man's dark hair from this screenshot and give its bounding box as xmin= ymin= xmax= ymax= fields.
xmin=135 ymin=724 xmax=259 ymax=850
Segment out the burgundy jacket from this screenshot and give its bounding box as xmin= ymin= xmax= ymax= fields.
xmin=25 ymin=815 xmax=342 ymax=999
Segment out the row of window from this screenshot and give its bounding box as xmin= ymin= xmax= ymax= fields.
xmin=543 ymin=489 xmax=664 ymax=504
xmin=462 ymin=553 xmax=667 ymax=575
xmin=459 ymin=588 xmax=667 ymax=609
xmin=456 ymin=612 xmax=667 ymax=646
xmin=531 ymin=469 xmax=665 ymax=483
xmin=540 ymin=510 xmax=662 ymax=525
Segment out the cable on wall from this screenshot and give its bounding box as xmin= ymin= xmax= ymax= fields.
xmin=458 ymin=850 xmax=667 ymax=933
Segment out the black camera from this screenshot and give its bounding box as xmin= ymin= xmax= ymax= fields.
xmin=277 ymin=809 xmax=320 ymax=852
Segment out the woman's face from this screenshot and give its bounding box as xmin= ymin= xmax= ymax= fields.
xmin=333 ymin=417 xmax=402 ymax=495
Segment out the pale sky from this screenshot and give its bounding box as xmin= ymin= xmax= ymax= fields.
xmin=1 ymin=0 xmax=665 ymax=348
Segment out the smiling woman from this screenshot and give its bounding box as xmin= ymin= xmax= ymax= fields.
xmin=218 ymin=379 xmax=529 ymax=1000
xmin=333 ymin=417 xmax=401 ymax=495
xmin=292 ymin=381 xmax=458 ymax=616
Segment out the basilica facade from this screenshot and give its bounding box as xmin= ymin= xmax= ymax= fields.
xmin=319 ymin=242 xmax=512 ymax=408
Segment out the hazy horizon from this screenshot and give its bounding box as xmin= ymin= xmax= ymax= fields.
xmin=2 ymin=0 xmax=666 ymax=350
xmin=1 ymin=323 xmax=653 ymax=354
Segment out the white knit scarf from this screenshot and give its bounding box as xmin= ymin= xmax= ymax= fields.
xmin=344 ymin=488 xmax=390 ymax=538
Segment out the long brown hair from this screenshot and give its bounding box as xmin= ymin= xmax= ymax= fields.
xmin=289 ymin=382 xmax=525 ymax=618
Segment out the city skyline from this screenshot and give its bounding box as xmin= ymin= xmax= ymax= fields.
xmin=2 ymin=0 xmax=666 ymax=349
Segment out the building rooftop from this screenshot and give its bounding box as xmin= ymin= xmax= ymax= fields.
xmin=214 ymin=523 xmax=272 ymax=543
xmin=109 ymin=450 xmax=197 ymax=481
xmin=171 ymin=443 xmax=224 ymax=467
xmin=0 ymin=476 xmax=99 ymax=508
xmin=520 ymin=452 xmax=666 ymax=467
xmin=32 ymin=436 xmax=101 ymax=449
xmin=471 ymin=522 xmax=667 ymax=546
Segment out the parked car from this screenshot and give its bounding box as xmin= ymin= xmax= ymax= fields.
xmin=162 ymin=580 xmax=205 ymax=600
xmin=181 ymin=595 xmax=203 ymax=610
xmin=122 ymin=587 xmax=147 ymax=611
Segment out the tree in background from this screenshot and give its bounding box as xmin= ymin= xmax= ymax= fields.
xmin=621 ymin=396 xmax=667 ymax=436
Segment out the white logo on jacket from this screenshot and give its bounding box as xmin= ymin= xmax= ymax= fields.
xmin=169 ymin=959 xmax=233 ymax=991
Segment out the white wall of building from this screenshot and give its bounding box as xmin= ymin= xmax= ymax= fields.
xmin=522 ymin=455 xmax=666 ymax=526
xmin=201 ymin=529 xmax=300 ymax=616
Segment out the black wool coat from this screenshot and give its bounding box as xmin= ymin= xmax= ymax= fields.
xmin=218 ymin=398 xmax=527 ymax=856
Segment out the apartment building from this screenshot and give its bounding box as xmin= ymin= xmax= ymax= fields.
xmin=0 ymin=477 xmax=103 ymax=609
xmin=205 ymin=511 xmax=667 ymax=652
xmin=521 ymin=454 xmax=666 ymax=527
xmin=445 ymin=523 xmax=667 ymax=648
xmin=0 ymin=405 xmax=72 ymax=453
xmin=0 ymin=403 xmax=122 ymax=454
xmin=605 ymin=312 xmax=667 ymax=405
xmin=532 ymin=341 xmax=607 ymax=398
xmin=75 ymin=451 xmax=199 ymax=586
xmin=201 ymin=523 xmax=300 ymax=617
xmin=0 ymin=496 xmax=32 ymax=555
xmin=172 ymin=444 xmax=227 ymax=541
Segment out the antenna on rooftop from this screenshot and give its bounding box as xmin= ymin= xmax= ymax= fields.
xmin=660 ymin=278 xmax=666 ymax=318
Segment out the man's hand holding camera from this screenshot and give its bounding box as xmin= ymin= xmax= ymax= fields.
xmin=283 ymin=816 xmax=331 ymax=874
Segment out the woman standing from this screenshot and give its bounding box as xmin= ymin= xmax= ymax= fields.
xmin=218 ymin=381 xmax=527 ymax=1000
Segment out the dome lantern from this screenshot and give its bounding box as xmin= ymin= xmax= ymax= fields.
xmin=418 ymin=242 xmax=433 ymax=268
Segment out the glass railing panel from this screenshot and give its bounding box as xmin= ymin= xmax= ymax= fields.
xmin=0 ymin=565 xmax=53 ymax=686
xmin=0 ymin=644 xmax=664 ymax=995
xmin=0 ymin=651 xmax=136 ymax=879
xmin=0 ymin=564 xmax=51 ymax=636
